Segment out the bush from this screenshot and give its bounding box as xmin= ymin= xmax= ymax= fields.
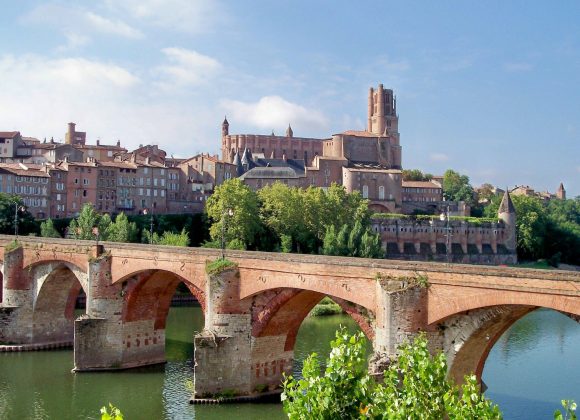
xmin=205 ymin=258 xmax=238 ymax=275
xmin=282 ymin=329 xmax=502 ymax=419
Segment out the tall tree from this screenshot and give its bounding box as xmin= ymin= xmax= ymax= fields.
xmin=442 ymin=169 xmax=475 ymax=203
xmin=206 ymin=179 xmax=262 ymax=249
xmin=106 ymin=212 xmax=138 ymax=243
xmin=40 ymin=218 xmax=61 ymax=238
xmin=68 ymin=203 xmax=111 ymax=240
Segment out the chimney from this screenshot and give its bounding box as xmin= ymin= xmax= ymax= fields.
xmin=96 ymin=139 xmax=100 ymax=146
xmin=117 ymin=140 xmax=121 ymax=147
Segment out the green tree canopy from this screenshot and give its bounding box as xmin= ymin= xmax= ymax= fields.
xmin=402 ymin=169 xmax=433 ymax=182
xmin=106 ymin=212 xmax=138 ymax=243
xmin=206 ymin=178 xmax=263 ymax=249
xmin=40 ymin=218 xmax=61 ymax=238
xmin=0 ymin=193 xmax=38 ymax=236
xmin=442 ymin=169 xmax=475 ymax=203
xmin=68 ymin=204 xmax=111 ymax=240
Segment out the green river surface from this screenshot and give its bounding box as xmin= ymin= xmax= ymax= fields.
xmin=0 ymin=307 xmax=578 ymax=419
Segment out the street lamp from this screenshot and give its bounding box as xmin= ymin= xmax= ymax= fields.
xmin=143 ymin=208 xmax=154 ymax=244
xmin=440 ymin=204 xmax=452 ymax=264
xmin=10 ymin=198 xmax=25 ymax=239
xmin=221 ymin=208 xmax=233 ymax=260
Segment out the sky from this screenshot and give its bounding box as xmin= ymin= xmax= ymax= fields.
xmin=0 ymin=1 xmax=579 ymax=196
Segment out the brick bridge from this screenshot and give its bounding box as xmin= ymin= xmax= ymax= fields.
xmin=1 ymin=235 xmax=578 ymax=399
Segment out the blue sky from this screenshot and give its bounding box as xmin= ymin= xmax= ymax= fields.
xmin=1 ymin=1 xmax=579 ymax=196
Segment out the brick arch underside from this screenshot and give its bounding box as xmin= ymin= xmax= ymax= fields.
xmin=436 ymin=304 xmax=580 ymax=386
xmin=123 ymin=270 xmax=205 ymax=330
xmin=251 ymin=288 xmax=375 ymax=352
xmin=33 ymin=264 xmax=86 ymax=342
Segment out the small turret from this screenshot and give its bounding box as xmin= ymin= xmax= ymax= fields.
xmin=222 ymin=116 xmax=229 ymax=137
xmin=498 ymin=189 xmax=517 ymax=257
xmin=286 ymin=124 xmax=293 ymax=138
xmin=557 ymin=182 xmax=566 ymax=200
xmin=232 ymin=149 xmax=243 ymax=176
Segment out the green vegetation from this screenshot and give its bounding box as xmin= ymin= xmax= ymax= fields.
xmin=142 ymin=228 xmax=189 ymax=247
xmin=40 ymin=218 xmax=61 ymax=238
xmin=442 ymin=169 xmax=475 ymax=205
xmin=205 ymin=258 xmax=238 ymax=275
xmin=5 ymin=239 xmax=21 ymax=253
xmin=282 ymin=329 xmax=501 ymax=419
xmin=555 ymin=400 xmax=578 ymax=420
xmin=310 ymin=297 xmax=344 ymax=316
xmin=402 ymin=168 xmax=433 ymax=181
xmin=485 ymin=195 xmax=580 ymax=265
xmin=100 ymin=403 xmax=123 ymax=420
xmin=0 ymin=193 xmax=37 ymax=236
xmin=206 ymin=180 xmax=382 ymax=257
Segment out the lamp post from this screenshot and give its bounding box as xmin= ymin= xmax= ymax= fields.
xmin=143 ymin=208 xmax=154 ymax=244
xmin=10 ymin=198 xmax=24 ymax=239
xmin=221 ymin=208 xmax=233 ymax=260
xmin=440 ymin=204 xmax=452 ymax=264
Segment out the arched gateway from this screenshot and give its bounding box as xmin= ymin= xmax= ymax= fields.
xmin=1 ymin=236 xmax=579 ymax=400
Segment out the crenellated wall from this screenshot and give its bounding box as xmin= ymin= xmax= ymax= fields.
xmin=372 ymin=217 xmax=517 ymax=265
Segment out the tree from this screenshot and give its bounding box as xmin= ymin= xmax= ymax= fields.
xmin=282 ymin=329 xmax=502 ymax=419
xmin=442 ymin=169 xmax=475 ymax=203
xmin=206 ymin=179 xmax=262 ymax=249
xmin=106 ymin=212 xmax=138 ymax=243
xmin=402 ymin=169 xmax=433 ymax=182
xmin=142 ymin=229 xmax=189 ymax=247
xmin=40 ymin=218 xmax=61 ymax=238
xmin=68 ymin=203 xmax=110 ymax=240
xmin=0 ymin=193 xmax=38 ymax=236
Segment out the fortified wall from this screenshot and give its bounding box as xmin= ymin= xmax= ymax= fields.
xmin=372 ymin=190 xmax=518 ymax=265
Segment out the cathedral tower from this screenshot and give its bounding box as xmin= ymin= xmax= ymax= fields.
xmin=367 ymin=84 xmax=398 ymax=135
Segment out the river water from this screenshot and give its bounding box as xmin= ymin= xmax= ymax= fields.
xmin=0 ymin=307 xmax=578 ymax=419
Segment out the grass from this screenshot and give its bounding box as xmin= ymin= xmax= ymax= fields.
xmin=310 ymin=297 xmax=344 ymax=316
xmin=511 ymin=260 xmax=554 ymax=270
xmin=205 ymin=258 xmax=238 ymax=275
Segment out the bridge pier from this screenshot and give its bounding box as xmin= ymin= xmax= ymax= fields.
xmin=74 ymin=254 xmax=127 ymax=370
xmin=370 ymin=274 xmax=431 ymax=376
xmin=0 ymin=246 xmax=34 ymax=344
xmin=193 ymin=265 xmax=255 ymax=399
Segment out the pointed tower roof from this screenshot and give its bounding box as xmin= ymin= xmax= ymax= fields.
xmin=222 ymin=116 xmax=229 ymax=125
xmin=498 ymin=189 xmax=515 ymax=214
xmin=286 ymin=124 xmax=293 ymax=137
xmin=241 ymin=148 xmax=254 ymax=169
xmin=558 ymin=182 xmax=565 ymax=191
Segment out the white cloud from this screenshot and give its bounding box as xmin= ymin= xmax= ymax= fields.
xmin=22 ymin=3 xmax=143 ymax=46
xmin=0 ymin=53 xmax=222 ymax=156
xmin=430 ymin=153 xmax=449 ymax=162
xmin=155 ymin=47 xmax=221 ymax=88
xmin=221 ymin=96 xmax=328 ymax=132
xmin=84 ymin=12 xmax=144 ymax=39
xmin=504 ymin=62 xmax=533 ymax=72
xmin=104 ymin=0 xmax=223 ymax=33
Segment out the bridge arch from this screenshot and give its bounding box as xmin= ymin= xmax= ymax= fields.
xmin=30 ymin=261 xmax=88 ymax=343
xmin=433 ymin=302 xmax=580 ymax=386
xmin=121 ymin=269 xmax=205 ymax=329
xmin=246 ymin=286 xmax=375 ymax=389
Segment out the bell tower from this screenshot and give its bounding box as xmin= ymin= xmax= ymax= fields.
xmin=367 ymin=84 xmax=398 ymax=135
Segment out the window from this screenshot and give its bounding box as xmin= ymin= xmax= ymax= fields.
xmin=74 ymin=178 xmax=79 ymax=184
xmin=83 ymin=179 xmax=89 ymax=185
xmin=362 ymin=185 xmax=368 ymax=199
xmin=379 ymin=186 xmax=385 ymax=200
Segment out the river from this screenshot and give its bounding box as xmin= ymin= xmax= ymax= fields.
xmin=0 ymin=306 xmax=578 ymax=419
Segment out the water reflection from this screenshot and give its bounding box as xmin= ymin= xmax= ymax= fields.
xmin=483 ymin=309 xmax=580 ymax=419
xmin=0 ymin=306 xmax=578 ymax=419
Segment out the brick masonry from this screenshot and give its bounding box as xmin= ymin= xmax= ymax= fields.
xmin=0 ymin=235 xmax=579 ymax=398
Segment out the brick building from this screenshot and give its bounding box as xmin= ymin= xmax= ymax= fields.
xmin=0 ymin=163 xmax=50 ymax=218
xmin=224 ymin=84 xmax=403 ymax=212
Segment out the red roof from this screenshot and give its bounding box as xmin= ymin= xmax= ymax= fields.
xmin=0 ymin=131 xmax=20 ymax=138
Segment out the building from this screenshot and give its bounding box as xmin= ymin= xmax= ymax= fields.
xmin=224 ymin=84 xmax=403 ymax=212
xmin=401 ymin=180 xmax=443 ymax=203
xmin=510 ymin=183 xmax=566 ymax=202
xmin=0 ymin=132 xmax=21 ymax=160
xmin=0 ymin=162 xmax=51 ymax=219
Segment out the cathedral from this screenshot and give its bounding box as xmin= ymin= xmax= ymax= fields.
xmin=220 ymin=84 xmax=403 ymax=213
